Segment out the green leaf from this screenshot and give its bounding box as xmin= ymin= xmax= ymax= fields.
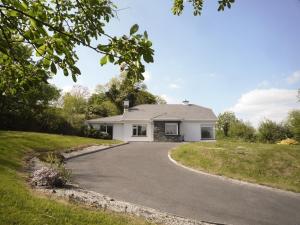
xmin=97 ymin=45 xmax=109 ymax=51
xmin=130 ymin=24 xmax=139 ymax=35
xmin=43 ymin=58 xmax=51 ymax=68
xmin=72 ymin=66 xmax=81 ymax=75
xmin=108 ymin=55 xmax=114 ymax=63
xmin=100 ymin=55 xmax=108 ymax=66
xmin=30 ymin=19 xmax=37 ymax=29
xmin=144 ymin=31 xmax=148 ymax=39
xmin=21 ymin=1 xmax=28 ymax=10
xmin=8 ymin=10 xmax=18 ymax=17
xmin=36 ymin=44 xmax=46 ymax=56
xmin=63 ymin=68 xmax=68 ymax=76
xmin=50 ymin=62 xmax=57 ymax=74
xmin=146 ymin=40 xmax=152 ymax=47
xmin=72 ymin=74 xmax=77 ymax=82
xmin=143 ymin=53 xmax=154 ymax=63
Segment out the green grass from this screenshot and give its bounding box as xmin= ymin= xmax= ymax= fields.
xmin=0 ymin=131 xmax=152 ymax=225
xmin=171 ymin=140 xmax=300 ymax=192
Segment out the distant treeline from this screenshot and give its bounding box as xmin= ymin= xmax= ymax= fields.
xmin=0 ymin=73 xmax=165 ymax=136
xmin=216 ymin=111 xmax=300 ymax=143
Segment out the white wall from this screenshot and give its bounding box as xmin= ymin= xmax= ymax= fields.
xmin=113 ymin=124 xmax=124 ymax=141
xmin=181 ymin=121 xmax=216 ymax=141
xmin=123 ymin=122 xmax=153 ymax=142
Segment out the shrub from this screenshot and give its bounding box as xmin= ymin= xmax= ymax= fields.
xmin=31 ymin=166 xmax=69 ymax=187
xmin=277 ymin=138 xmax=299 ymax=145
xmin=229 ymin=120 xmax=256 ymax=141
xmin=81 ymin=126 xmax=112 ymax=139
xmin=32 ymin=152 xmax=71 ymax=187
xmin=287 ymin=110 xmax=300 ymax=141
xmin=258 ymin=120 xmax=292 ymax=143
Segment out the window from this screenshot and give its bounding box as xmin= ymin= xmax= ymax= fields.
xmin=132 ymin=125 xmax=147 ymax=136
xmin=165 ymin=123 xmax=178 ymax=135
xmin=100 ymin=124 xmax=113 ymax=135
xmin=201 ymin=126 xmax=214 ymax=139
xmin=100 ymin=125 xmax=107 ymax=133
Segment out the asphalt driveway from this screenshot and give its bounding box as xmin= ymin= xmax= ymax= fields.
xmin=67 ymin=142 xmax=300 ymax=225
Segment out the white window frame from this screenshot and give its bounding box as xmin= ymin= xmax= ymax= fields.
xmin=165 ymin=123 xmax=179 ymax=136
xmin=132 ymin=124 xmax=147 ymax=137
xmin=100 ymin=124 xmax=108 ymax=133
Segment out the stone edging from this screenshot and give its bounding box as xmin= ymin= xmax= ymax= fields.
xmin=168 ymin=149 xmax=300 ymax=197
xmin=35 ymin=187 xmax=215 ymax=225
xmin=30 ymin=155 xmax=216 ymax=225
xmin=63 ymin=142 xmax=128 ymax=160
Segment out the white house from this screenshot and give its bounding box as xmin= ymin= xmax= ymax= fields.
xmin=86 ymin=101 xmax=217 ymax=142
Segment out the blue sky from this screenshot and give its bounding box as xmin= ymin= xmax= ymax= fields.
xmin=51 ymin=0 xmax=300 ymax=126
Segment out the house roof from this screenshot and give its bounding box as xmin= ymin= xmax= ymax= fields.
xmin=87 ymin=104 xmax=217 ymax=123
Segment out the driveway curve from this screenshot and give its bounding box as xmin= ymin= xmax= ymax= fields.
xmin=67 ymin=142 xmax=300 ymax=225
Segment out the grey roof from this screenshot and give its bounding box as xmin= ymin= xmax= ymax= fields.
xmin=87 ymin=104 xmax=217 ymax=123
xmin=87 ymin=115 xmax=123 ymax=123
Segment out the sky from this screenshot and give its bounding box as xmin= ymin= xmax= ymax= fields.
xmin=51 ymin=0 xmax=300 ymax=127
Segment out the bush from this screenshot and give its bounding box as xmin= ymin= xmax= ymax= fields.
xmin=32 ymin=152 xmax=71 ymax=188
xmin=31 ymin=167 xmax=66 ymax=187
xmin=258 ymin=120 xmax=292 ymax=143
xmin=81 ymin=126 xmax=112 ymax=139
xmin=277 ymin=138 xmax=299 ymax=145
xmin=229 ymin=120 xmax=256 ymax=141
xmin=287 ymin=110 xmax=300 ymax=141
xmin=37 ymin=109 xmax=77 ymax=135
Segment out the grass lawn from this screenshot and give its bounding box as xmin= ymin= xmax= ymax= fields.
xmin=0 ymin=131 xmax=152 ymax=225
xmin=171 ymin=140 xmax=300 ymax=192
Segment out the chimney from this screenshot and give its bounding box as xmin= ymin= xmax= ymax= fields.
xmin=123 ymin=99 xmax=129 ymax=113
xmin=182 ymin=99 xmax=189 ymax=105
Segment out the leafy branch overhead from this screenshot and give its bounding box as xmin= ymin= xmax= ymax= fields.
xmin=0 ymin=0 xmax=153 ymax=83
xmin=172 ymin=0 xmax=235 ymax=16
xmin=0 ymin=0 xmax=233 ymax=91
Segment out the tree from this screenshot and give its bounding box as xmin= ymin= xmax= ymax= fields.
xmin=86 ymin=72 xmax=164 ymax=118
xmin=0 ymin=0 xmax=154 ymax=90
xmin=0 ymin=42 xmax=62 ymax=130
xmin=61 ymin=85 xmax=89 ymax=129
xmin=217 ymin=111 xmax=237 ymax=137
xmin=172 ymin=0 xmax=235 ymax=16
xmin=287 ymin=110 xmax=300 ymax=141
xmin=87 ymin=100 xmax=119 ymax=119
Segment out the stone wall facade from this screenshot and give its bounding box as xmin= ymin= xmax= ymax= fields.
xmin=153 ymin=121 xmax=183 ymax=142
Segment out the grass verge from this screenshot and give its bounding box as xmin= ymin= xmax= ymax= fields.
xmin=171 ymin=140 xmax=300 ymax=192
xmin=0 ymin=131 xmax=152 ymax=225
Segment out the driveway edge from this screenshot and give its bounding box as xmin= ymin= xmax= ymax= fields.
xmin=63 ymin=142 xmax=128 ymax=160
xmin=168 ymin=150 xmax=300 ymax=197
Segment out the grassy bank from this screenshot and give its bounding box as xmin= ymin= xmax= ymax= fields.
xmin=171 ymin=140 xmax=300 ymax=192
xmin=0 ymin=131 xmax=151 ymax=225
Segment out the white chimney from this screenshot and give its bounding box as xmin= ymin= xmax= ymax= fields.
xmin=182 ymin=99 xmax=189 ymax=105
xmin=123 ymin=99 xmax=129 ymax=113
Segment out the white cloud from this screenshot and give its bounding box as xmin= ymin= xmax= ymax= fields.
xmin=160 ymin=94 xmax=180 ymax=104
xmin=229 ymin=89 xmax=299 ymax=127
xmin=169 ymin=83 xmax=181 ymax=89
xmin=286 ymin=71 xmax=300 ymax=84
xmin=143 ymin=71 xmax=151 ymax=82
